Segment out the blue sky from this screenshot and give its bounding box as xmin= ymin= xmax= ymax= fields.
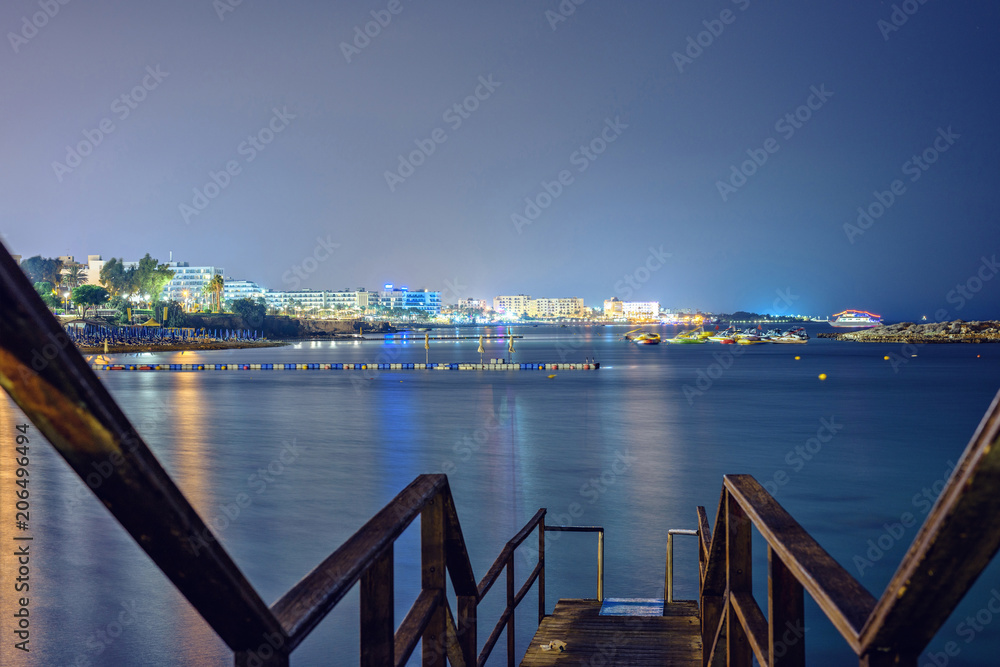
xmin=2 ymin=0 xmax=998 ymax=320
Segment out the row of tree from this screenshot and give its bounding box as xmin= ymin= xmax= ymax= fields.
xmin=99 ymin=255 xmax=175 ymax=304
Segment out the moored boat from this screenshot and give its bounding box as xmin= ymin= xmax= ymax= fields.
xmin=830 ymin=309 xmax=882 ymax=328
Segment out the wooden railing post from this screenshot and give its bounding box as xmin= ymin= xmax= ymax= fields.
xmin=538 ymin=515 xmax=546 ymax=623
xmin=768 ymin=546 xmax=804 ymax=666
xmin=360 ymin=545 xmax=393 ymax=667
xmin=727 ymin=489 xmax=752 ymax=667
xmin=507 ymin=559 xmax=516 ymax=666
xmin=458 ymin=595 xmax=477 ymax=667
xmin=422 ymin=494 xmax=446 ymax=667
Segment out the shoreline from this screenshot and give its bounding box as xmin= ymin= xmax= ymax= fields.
xmin=78 ymin=340 xmax=289 ymax=354
xmin=818 ymin=320 xmax=1000 ymax=344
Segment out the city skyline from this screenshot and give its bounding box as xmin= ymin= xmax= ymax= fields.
xmin=2 ymin=2 xmax=999 ymax=321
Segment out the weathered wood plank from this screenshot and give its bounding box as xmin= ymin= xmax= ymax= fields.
xmin=727 ymin=490 xmax=753 ymax=667
xmin=861 ymin=389 xmax=1000 ymax=658
xmin=422 ymin=496 xmax=447 ymax=667
xmin=769 ymin=546 xmax=805 ymax=666
xmin=724 ymin=474 xmax=877 ymax=653
xmin=361 ymin=545 xmax=393 ymax=667
xmin=702 ymin=487 xmax=728 ymax=596
xmin=393 ymin=589 xmax=440 ymax=667
xmin=520 ymin=599 xmax=701 ymax=666
xmin=730 ymin=592 xmax=769 ymax=666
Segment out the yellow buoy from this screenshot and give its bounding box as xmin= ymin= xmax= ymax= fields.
xmin=794 ymin=356 xmax=800 ymax=360
xmin=883 ymin=355 xmax=890 ymax=360
xmin=818 ymin=373 xmax=827 ymax=381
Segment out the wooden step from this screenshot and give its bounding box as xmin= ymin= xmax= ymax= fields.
xmin=521 ymin=598 xmax=701 ymax=666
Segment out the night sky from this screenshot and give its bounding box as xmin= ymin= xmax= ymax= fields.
xmin=2 ymin=1 xmax=998 ymax=320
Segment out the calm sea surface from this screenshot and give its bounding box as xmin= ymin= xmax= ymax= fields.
xmin=2 ymin=324 xmax=999 ymax=666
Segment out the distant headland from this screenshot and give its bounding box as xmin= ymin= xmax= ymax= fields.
xmin=818 ymin=320 xmax=1000 ymax=343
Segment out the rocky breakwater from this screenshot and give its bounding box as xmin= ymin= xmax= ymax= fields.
xmin=818 ymin=320 xmax=1000 ymax=343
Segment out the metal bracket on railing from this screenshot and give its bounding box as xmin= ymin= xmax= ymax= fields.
xmin=664 ymin=528 xmax=698 ymax=603
xmin=547 ymin=526 xmax=604 ymax=602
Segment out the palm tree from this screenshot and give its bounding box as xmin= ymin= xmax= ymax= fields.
xmin=64 ymin=264 xmax=85 ymax=289
xmin=201 ymin=275 xmax=225 ymax=312
xmin=210 ymin=274 xmax=224 ymax=312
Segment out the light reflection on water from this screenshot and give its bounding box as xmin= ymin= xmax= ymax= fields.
xmin=2 ymin=326 xmax=999 ymax=666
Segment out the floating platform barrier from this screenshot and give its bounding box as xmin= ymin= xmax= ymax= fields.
xmin=91 ymin=361 xmax=599 ymax=371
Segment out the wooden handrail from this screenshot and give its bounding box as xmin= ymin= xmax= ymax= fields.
xmin=478 ymin=508 xmax=546 ymax=598
xmin=476 ymin=508 xmax=548 ymax=667
xmin=394 ymin=589 xmax=442 ymax=667
xmin=699 ymin=394 xmax=1000 ymax=667
xmin=730 ymin=591 xmax=769 ymax=666
xmin=860 ymin=389 xmax=1000 ymax=659
xmin=724 ymin=474 xmax=877 ymax=652
xmin=0 ymin=242 xmax=286 ymax=656
xmin=271 ymin=474 xmax=449 ymax=648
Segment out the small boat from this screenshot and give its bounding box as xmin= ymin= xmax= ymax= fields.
xmin=770 ymin=327 xmax=809 ymax=344
xmin=708 ymin=327 xmax=738 ymax=342
xmin=736 ymin=337 xmax=767 ymax=345
xmin=633 ymin=333 xmax=661 ymax=345
xmin=667 ymin=330 xmax=707 ymax=344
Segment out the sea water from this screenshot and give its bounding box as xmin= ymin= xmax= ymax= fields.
xmin=1 ymin=324 xmax=998 ymax=666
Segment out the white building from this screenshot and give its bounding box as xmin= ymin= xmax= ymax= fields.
xmin=528 ymin=297 xmax=585 ymax=318
xmin=376 ymin=285 xmax=441 ymax=314
xmin=222 ymin=279 xmax=266 ymax=303
xmin=263 ymin=289 xmax=372 ymax=314
xmin=493 ymin=294 xmax=531 ymax=316
xmin=622 ymin=301 xmax=660 ymax=320
xmin=84 ymin=255 xmax=105 ymax=285
xmin=158 ymin=262 xmax=225 ymax=304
